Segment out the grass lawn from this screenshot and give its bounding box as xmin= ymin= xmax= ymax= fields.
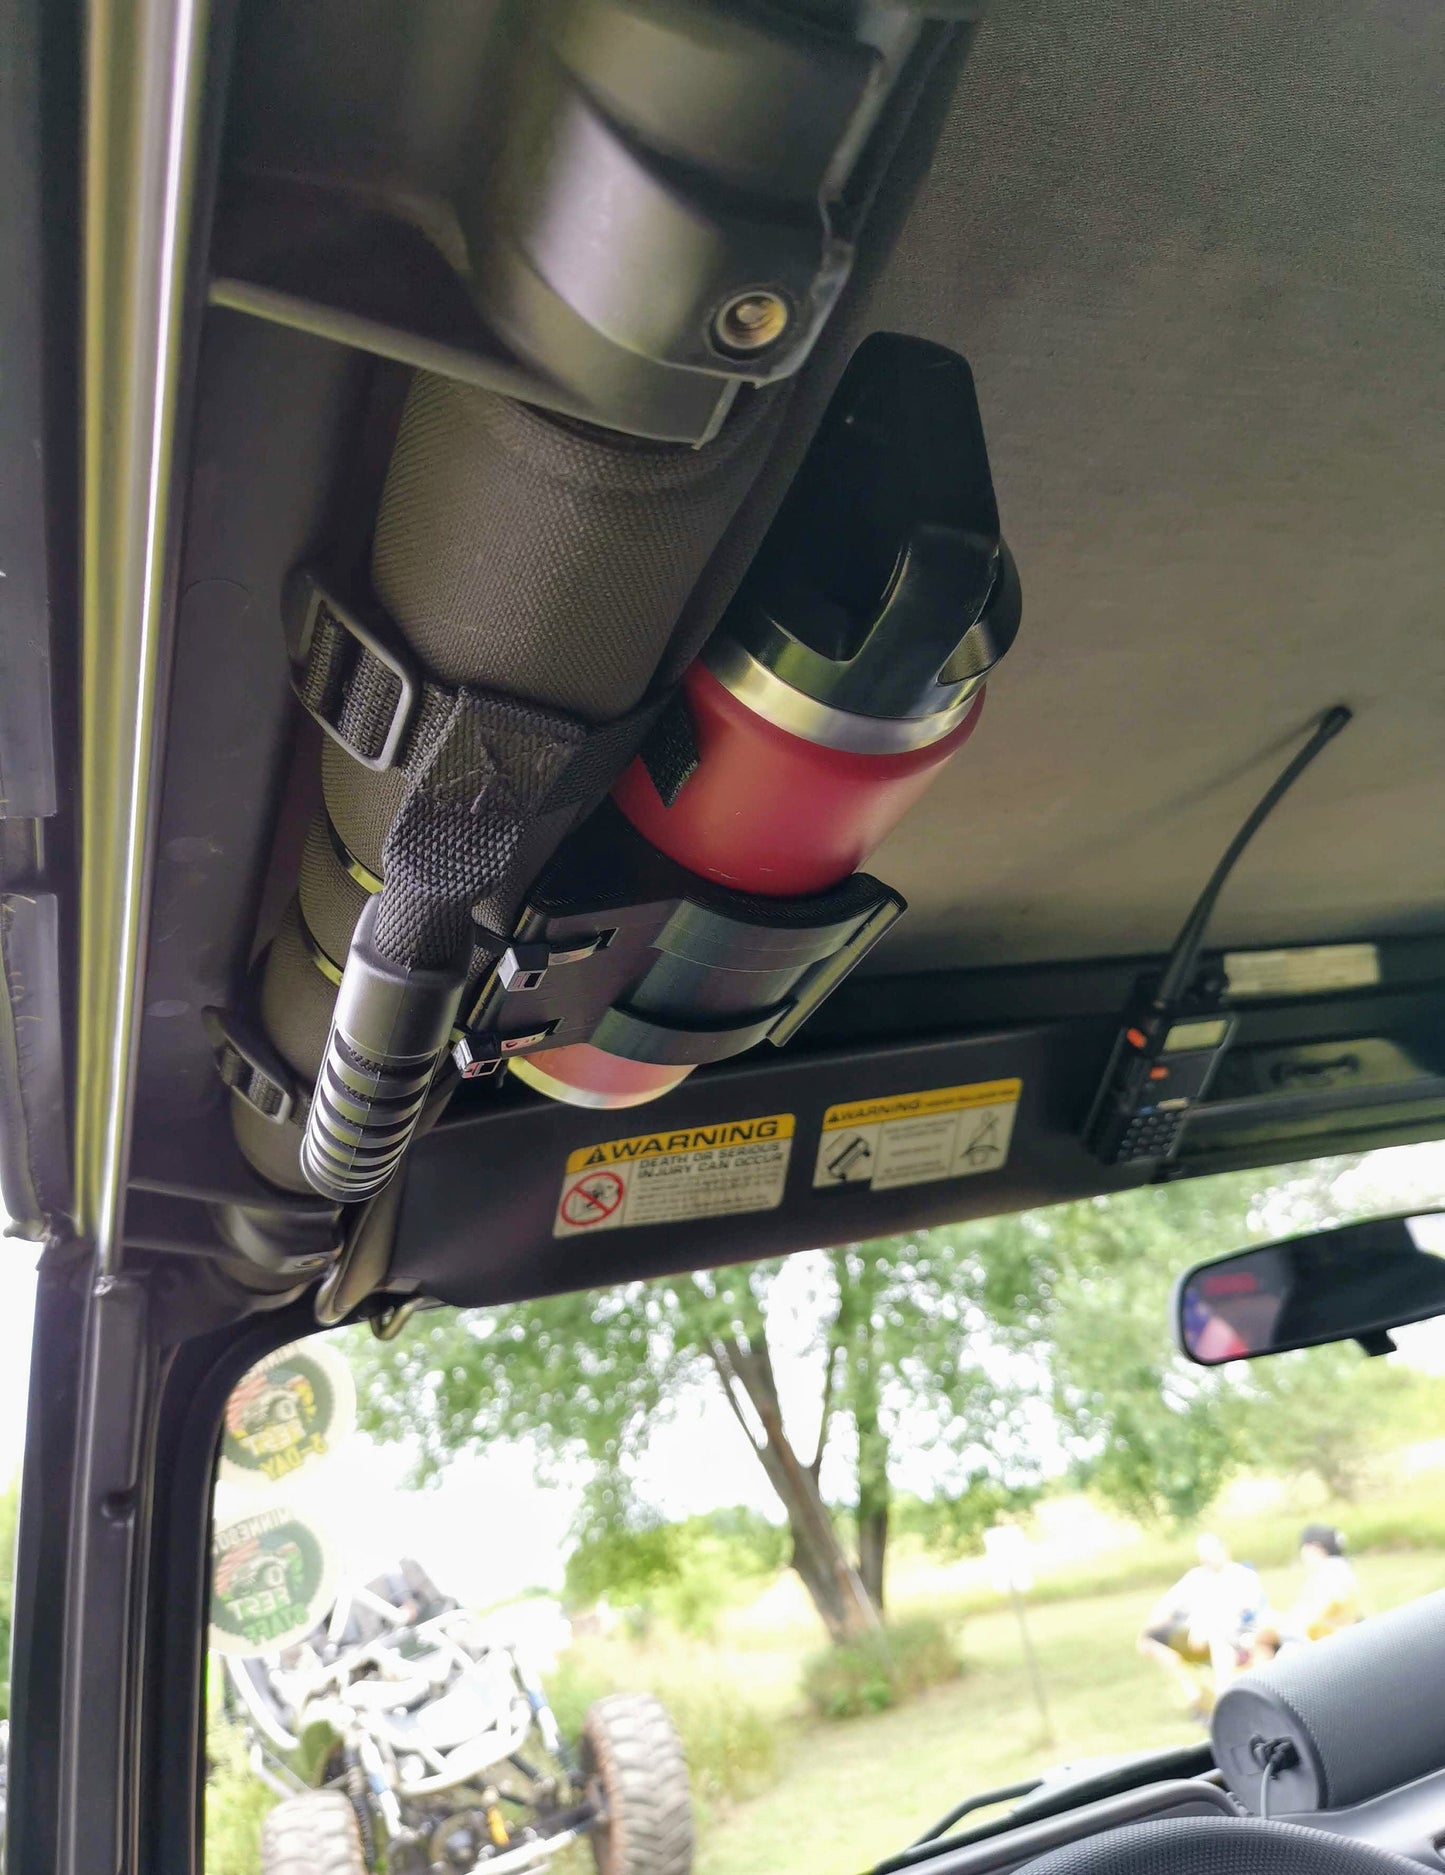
xmin=696 ymin=1548 xmax=1445 ymax=1875
xmin=205 ymin=1516 xmax=1445 ymax=1875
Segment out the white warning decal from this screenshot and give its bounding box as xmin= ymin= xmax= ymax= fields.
xmin=554 ymin=1114 xmax=794 ymax=1237
xmin=1224 ymin=943 xmax=1380 ymax=999
xmin=814 ymin=1079 xmax=1022 ymax=1193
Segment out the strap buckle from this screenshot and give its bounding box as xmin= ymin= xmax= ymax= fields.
xmin=203 ymin=1007 xmax=301 ymax=1125
xmin=497 ymin=932 xmax=611 ymax=993
xmin=286 ymin=570 xmax=419 ymax=772
xmin=451 ymin=1022 xmax=560 ymax=1079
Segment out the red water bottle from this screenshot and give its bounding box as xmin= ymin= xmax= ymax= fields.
xmin=508 ymin=336 xmax=1020 ymax=1110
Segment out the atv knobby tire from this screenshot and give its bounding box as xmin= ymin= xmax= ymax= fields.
xmin=260 ymin=1789 xmax=369 ymax=1875
xmin=580 ymin=1693 xmax=694 ymax=1875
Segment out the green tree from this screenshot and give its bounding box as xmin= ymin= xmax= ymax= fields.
xmin=696 ymin=1505 xmax=790 ymax=1576
xmin=1027 ymin=1155 xmax=1386 ymax=1522
xmin=896 ymin=1478 xmax=1041 ymax=1559
xmin=1239 ymin=1341 xmax=1432 ymax=1500
xmin=354 ymin=1235 xmax=1044 ymax=1642
xmin=355 ymin=1153 xmax=1400 ymax=1634
xmin=563 ymin=1507 xmax=792 ymax=1637
xmin=0 ymin=1473 xmax=19 ymax=1719
xmin=1042 ymin=1191 xmax=1251 ymax=1527
xmin=953 ymin=1162 xmax=1362 ymax=1526
xmin=562 ymin=1498 xmax=682 ymax=1612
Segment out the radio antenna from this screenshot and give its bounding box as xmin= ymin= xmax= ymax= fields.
xmin=1153 ymin=705 xmax=1352 ymax=1011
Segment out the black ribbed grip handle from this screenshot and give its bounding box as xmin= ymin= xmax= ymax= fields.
xmin=300 ymin=898 xmax=466 ymax=1203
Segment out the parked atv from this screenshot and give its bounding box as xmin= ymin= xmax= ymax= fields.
xmin=228 ymin=1584 xmax=693 ymax=1875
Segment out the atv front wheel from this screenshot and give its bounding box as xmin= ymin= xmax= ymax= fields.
xmin=260 ymin=1790 xmax=369 ymax=1875
xmin=579 ymin=1694 xmax=693 ymax=1875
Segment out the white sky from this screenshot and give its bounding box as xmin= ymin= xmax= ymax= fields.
xmin=260 ymin=1400 xmax=787 ymax=1610
xmin=10 ymin=1141 xmax=1445 ymax=1607
xmin=0 ymin=1240 xmax=41 ymax=1482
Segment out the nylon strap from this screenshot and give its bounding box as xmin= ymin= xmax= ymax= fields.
xmin=639 ymin=690 xmax=701 ymax=807
xmin=203 ymin=1006 xmax=309 ymax=1124
xmin=296 ymin=591 xmax=668 ymax=972
xmin=214 ymin=1037 xmax=289 ymax=1118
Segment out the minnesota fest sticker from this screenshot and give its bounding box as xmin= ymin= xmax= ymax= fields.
xmin=209 ymin=1504 xmax=337 ymax=1654
xmin=218 ymin=1338 xmax=357 ymax=1488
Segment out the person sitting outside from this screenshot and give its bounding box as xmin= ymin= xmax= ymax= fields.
xmin=1137 ymin=1534 xmax=1265 ymax=1717
xmin=1251 ymin=1523 xmax=1363 ymax=1660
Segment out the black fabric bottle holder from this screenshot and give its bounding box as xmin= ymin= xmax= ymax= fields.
xmin=226 ymin=372 xmax=783 ymax=1195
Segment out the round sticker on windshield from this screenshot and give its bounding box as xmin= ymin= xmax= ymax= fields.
xmin=218 ymin=1339 xmax=357 ymax=1487
xmin=209 ymin=1504 xmax=337 ymax=1655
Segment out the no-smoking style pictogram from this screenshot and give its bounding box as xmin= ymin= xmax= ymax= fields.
xmin=560 ymin=1170 xmax=625 ymax=1227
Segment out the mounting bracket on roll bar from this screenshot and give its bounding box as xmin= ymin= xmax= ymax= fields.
xmin=211 ymin=1 xmax=971 ymax=443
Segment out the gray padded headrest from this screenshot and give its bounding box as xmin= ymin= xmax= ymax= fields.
xmin=1213 ymin=1590 xmax=1445 ymax=1815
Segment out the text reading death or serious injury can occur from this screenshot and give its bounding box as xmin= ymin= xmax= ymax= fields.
xmin=813 ymin=1079 xmax=1022 ymax=1192
xmin=554 ymin=1114 xmax=795 ymax=1236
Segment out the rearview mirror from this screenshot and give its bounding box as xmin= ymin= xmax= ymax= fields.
xmin=1175 ymin=1211 xmax=1445 ymax=1365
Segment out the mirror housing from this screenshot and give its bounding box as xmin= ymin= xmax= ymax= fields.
xmin=1175 ymin=1211 xmax=1445 ymax=1366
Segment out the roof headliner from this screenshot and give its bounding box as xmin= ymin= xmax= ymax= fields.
xmin=848 ymin=0 xmax=1445 ymax=977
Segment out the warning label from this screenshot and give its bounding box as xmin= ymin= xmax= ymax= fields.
xmin=554 ymin=1115 xmax=794 ymax=1237
xmin=813 ymin=1080 xmax=1021 ymax=1193
xmin=1224 ymin=943 xmax=1380 ymax=999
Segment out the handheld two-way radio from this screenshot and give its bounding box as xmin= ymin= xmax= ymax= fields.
xmin=1085 ymin=705 xmax=1353 ymax=1167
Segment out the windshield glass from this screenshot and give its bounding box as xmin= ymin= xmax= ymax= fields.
xmin=204 ymin=1142 xmax=1445 ymax=1875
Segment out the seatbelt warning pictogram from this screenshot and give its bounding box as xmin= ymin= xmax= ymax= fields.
xmin=813 ymin=1079 xmax=1021 ymax=1192
xmin=821 ymin=1131 xmax=874 ymax=1184
xmin=554 ymin=1114 xmax=795 ymax=1236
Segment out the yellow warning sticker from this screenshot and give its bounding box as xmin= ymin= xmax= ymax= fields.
xmin=815 ymin=1079 xmax=1021 ymax=1192
xmin=556 ymin=1115 xmax=795 ymax=1237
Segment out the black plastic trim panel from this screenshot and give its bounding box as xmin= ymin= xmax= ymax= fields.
xmin=397 ymin=1019 xmax=1158 ymax=1307
xmin=0 ymin=0 xmax=59 ymax=822
xmin=1292 ymin=1766 xmax=1445 ymax=1871
xmin=892 ymin=1781 xmax=1237 ymax=1875
xmin=391 ymin=938 xmax=1445 ymax=1308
